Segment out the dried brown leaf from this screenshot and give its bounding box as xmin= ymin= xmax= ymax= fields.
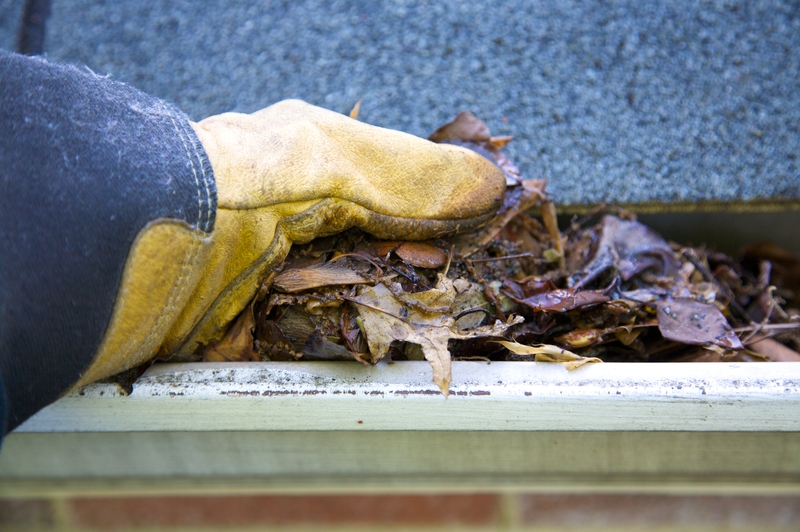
xmin=352 ymin=277 xmax=522 ymax=395
xmin=428 ymin=111 xmax=491 ymax=143
xmin=575 ymin=215 xmax=680 ymax=288
xmin=273 ymin=261 xmax=370 ymax=293
xmin=455 ymin=179 xmax=546 ymax=257
xmin=748 ymin=338 xmax=800 ymax=362
xmin=656 ymin=299 xmax=744 ymax=350
xmin=202 ymin=308 xmax=259 ymax=362
xmin=371 ymin=241 xmax=401 ymax=257
xmin=504 ymin=284 xmax=611 ymax=313
xmin=488 ymin=135 xmax=514 ymax=150
xmin=495 ymin=340 xmax=602 ymax=370
xmin=394 ymin=242 xmax=448 ymax=269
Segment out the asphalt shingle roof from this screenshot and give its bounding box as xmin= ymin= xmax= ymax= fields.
xmin=2 ymin=0 xmax=798 ymax=208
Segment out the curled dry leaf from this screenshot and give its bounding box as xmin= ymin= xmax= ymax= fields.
xmin=574 ymin=215 xmax=680 ymax=288
xmin=495 ymin=340 xmax=602 ymax=370
xmin=349 ymin=99 xmax=362 ymax=120
xmin=555 ymin=328 xmax=605 ymax=348
xmin=429 ymin=110 xmax=521 ymax=185
xmin=351 ymin=276 xmax=523 ymax=395
xmin=428 ymin=111 xmax=491 ymax=143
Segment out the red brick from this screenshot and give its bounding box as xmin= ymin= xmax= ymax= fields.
xmin=69 ymin=494 xmax=499 ymax=529
xmin=520 ymin=494 xmax=800 ymax=527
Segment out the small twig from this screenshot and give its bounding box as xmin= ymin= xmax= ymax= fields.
xmin=740 ymin=286 xmax=781 ymax=344
xmin=767 ymin=285 xmax=790 ymax=320
xmin=734 ymin=322 xmax=800 ymax=333
xmin=344 ymin=295 xmax=445 ymax=328
xmin=388 ymin=265 xmax=430 ymax=290
xmin=454 ymin=307 xmax=492 ymax=327
xmin=330 ymin=252 xmax=384 ymax=276
xmin=467 ymin=253 xmax=544 ymax=264
xmin=443 ymin=245 xmax=454 ymax=277
xmin=740 ymin=316 xmax=771 ymax=345
xmin=463 ymin=259 xmax=481 ymax=282
xmin=682 ymin=248 xmax=750 ymax=324
xmin=482 ymin=285 xmax=507 ymax=322
xmin=567 ymin=204 xmax=607 ymax=235
xmin=565 ymin=204 xmax=638 ymax=237
xmin=541 ymin=199 xmax=566 ymax=271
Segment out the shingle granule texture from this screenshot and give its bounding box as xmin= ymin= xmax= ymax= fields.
xmin=2 ymin=0 xmax=798 ymax=207
xmin=0 ymin=0 xmax=22 ymax=51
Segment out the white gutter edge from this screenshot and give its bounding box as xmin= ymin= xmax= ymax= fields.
xmin=14 ymin=361 xmax=800 ymax=433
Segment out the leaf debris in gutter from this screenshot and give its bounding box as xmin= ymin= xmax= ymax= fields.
xmin=178 ymin=111 xmax=800 ymax=396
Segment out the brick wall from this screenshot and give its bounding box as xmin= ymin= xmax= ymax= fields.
xmin=1 ymin=493 xmax=799 ymax=530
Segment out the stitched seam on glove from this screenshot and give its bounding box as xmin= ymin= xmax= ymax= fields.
xmin=142 ymin=233 xmax=203 ymax=354
xmin=176 ymin=217 xmax=289 ymax=356
xmin=171 ymin=116 xmax=216 ymax=234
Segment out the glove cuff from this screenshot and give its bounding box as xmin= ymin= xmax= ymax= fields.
xmin=73 ymin=221 xmax=212 ymax=387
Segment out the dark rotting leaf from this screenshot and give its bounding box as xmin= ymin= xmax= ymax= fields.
xmin=573 ymin=215 xmax=680 ymax=288
xmin=656 ymin=299 xmax=744 ymax=350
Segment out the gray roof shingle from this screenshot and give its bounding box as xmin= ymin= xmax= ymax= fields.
xmin=2 ymin=0 xmax=798 ymax=208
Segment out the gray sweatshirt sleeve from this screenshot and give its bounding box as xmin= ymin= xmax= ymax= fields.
xmin=0 ymin=51 xmax=217 ymax=434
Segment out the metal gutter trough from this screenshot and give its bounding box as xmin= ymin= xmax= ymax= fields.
xmin=2 ymin=183 xmax=798 ymax=499
xmin=1 ymin=199 xmax=798 ymax=499
xmin=1 ymin=360 xmax=799 ymax=496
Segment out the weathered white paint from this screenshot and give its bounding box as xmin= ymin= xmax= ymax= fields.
xmin=14 ymin=361 xmax=800 ymax=432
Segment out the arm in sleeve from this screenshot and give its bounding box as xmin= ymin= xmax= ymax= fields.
xmin=0 ymin=51 xmax=217 ymax=434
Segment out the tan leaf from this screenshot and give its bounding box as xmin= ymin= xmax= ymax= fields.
xmin=495 ymin=340 xmax=602 ymax=370
xmin=273 ymin=261 xmax=369 ymax=293
xmin=613 ymin=326 xmax=645 ymax=346
xmin=390 ymin=273 xmax=457 ymax=314
xmin=349 ymin=99 xmax=362 ymax=120
xmin=488 ymin=135 xmax=514 ymax=150
xmin=352 ymin=277 xmax=522 ymax=395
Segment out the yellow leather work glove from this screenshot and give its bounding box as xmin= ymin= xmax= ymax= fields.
xmin=75 ymin=100 xmax=506 ymax=386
